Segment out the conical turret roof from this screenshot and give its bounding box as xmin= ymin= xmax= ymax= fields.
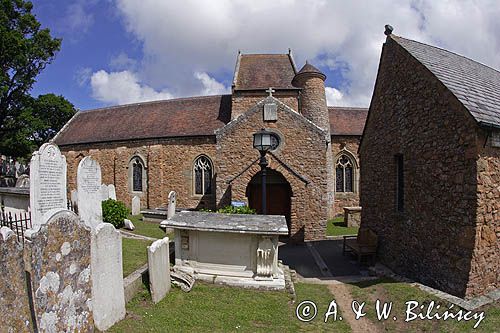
xmin=292 ymin=61 xmax=326 ymax=85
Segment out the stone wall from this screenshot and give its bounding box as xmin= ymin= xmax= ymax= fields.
xmin=216 ymin=96 xmax=331 ymax=241
xmin=231 ymin=91 xmax=299 ymax=120
xmin=469 ymin=134 xmax=500 ymax=296
xmin=331 ymin=136 xmax=361 ymax=216
xmin=61 ymin=137 xmax=217 ymax=211
xmin=360 ymin=37 xmax=481 ymax=298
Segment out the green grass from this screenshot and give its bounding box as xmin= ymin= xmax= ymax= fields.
xmin=125 ymin=214 xmax=168 ymax=239
xmin=349 ymin=278 xmax=499 ymax=332
xmin=326 ymin=217 xmax=359 ymax=236
xmin=109 ymin=282 xmax=351 ymax=332
xmin=122 ymin=238 xmax=152 ymax=277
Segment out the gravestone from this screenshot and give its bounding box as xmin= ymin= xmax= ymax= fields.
xmin=108 ymin=184 xmax=117 ymax=200
xmin=148 ymin=237 xmax=171 ymax=303
xmin=77 ymin=157 xmax=102 ymax=229
xmin=91 ymin=223 xmax=125 ymax=330
xmin=131 ymin=196 xmax=140 ymax=215
xmin=167 ymin=191 xmax=176 ymax=219
xmin=15 ymin=174 xmax=30 ymax=188
xmin=24 ymin=209 xmax=94 ymax=332
xmin=0 ymin=227 xmax=31 ymax=332
xmin=99 ymin=184 xmax=109 ymax=202
xmin=29 ymin=143 xmax=67 ymax=227
xmin=70 ymin=189 xmax=78 ymax=214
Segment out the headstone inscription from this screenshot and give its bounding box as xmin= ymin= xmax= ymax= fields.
xmin=77 ymin=156 xmax=102 ymax=229
xmin=29 ymin=143 xmax=67 ymax=227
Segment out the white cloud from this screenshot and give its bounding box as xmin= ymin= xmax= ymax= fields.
xmin=90 ymin=70 xmax=173 ymax=105
xmin=62 ymin=1 xmax=95 ymax=34
xmin=110 ymin=52 xmax=138 ymax=71
xmin=325 ymin=87 xmax=344 ymax=106
xmin=194 ymin=72 xmax=229 ymax=95
xmin=108 ymin=0 xmax=500 ymax=107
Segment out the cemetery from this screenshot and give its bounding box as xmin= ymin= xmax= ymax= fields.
xmin=0 ymin=2 xmax=498 ymax=329
xmin=0 ymin=141 xmax=498 ymax=332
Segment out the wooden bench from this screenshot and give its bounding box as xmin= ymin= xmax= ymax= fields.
xmin=342 ymin=228 xmax=378 ymax=263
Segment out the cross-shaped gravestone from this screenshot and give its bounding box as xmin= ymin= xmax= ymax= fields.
xmin=266 ymin=87 xmax=275 ymax=97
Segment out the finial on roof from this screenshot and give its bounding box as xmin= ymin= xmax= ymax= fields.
xmin=306 ymin=59 xmax=310 ymax=65
xmin=384 ymin=24 xmax=394 ymax=36
xmin=288 ymin=48 xmax=292 ymax=54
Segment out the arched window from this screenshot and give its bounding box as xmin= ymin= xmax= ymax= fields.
xmin=193 ymin=155 xmax=213 ymax=195
xmin=128 ymin=155 xmax=146 ymax=193
xmin=336 ymin=154 xmax=354 ymax=192
xmin=132 ymin=158 xmax=143 ymax=192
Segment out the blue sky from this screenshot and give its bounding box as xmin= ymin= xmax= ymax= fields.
xmin=30 ymin=0 xmax=500 ymax=111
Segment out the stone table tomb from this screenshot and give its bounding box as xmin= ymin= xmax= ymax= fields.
xmin=160 ymin=211 xmax=288 ymax=290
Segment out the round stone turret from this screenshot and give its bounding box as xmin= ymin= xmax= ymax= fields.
xmin=292 ymin=62 xmax=330 ymax=133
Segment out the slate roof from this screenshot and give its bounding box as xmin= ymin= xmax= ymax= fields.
xmin=233 ymin=54 xmax=297 ymax=90
xmin=393 ymin=35 xmax=500 ymax=128
xmin=329 ymin=107 xmax=368 ymax=135
xmin=53 ymin=95 xmax=232 ymax=146
xmin=292 ymin=62 xmax=326 ymax=84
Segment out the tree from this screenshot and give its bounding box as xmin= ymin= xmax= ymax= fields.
xmin=1 ymin=0 xmax=62 ymax=156
xmin=0 ymin=93 xmax=76 ymax=157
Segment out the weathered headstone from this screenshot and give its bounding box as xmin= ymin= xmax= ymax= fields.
xmin=91 ymin=223 xmax=126 ymax=331
xmin=108 ymin=184 xmax=117 ymax=200
xmin=167 ymin=191 xmax=176 ymax=219
xmin=15 ymin=174 xmax=30 ymax=188
xmin=123 ymin=219 xmax=135 ymax=230
xmin=70 ymin=189 xmax=78 ymax=214
xmin=131 ymin=195 xmax=140 ymax=215
xmin=77 ymin=156 xmax=102 ymax=229
xmin=29 ymin=143 xmax=67 ymax=227
xmin=24 ymin=209 xmax=94 ymax=332
xmin=99 ymin=184 xmax=109 ymax=202
xmin=0 ymin=227 xmax=31 ymax=332
xmin=147 ymin=237 xmax=171 ymax=303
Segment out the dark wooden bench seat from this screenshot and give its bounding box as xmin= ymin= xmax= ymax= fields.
xmin=342 ymin=228 xmax=378 ymax=263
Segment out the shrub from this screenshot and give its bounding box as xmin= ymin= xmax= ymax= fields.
xmin=102 ymin=199 xmax=129 ymax=228
xmin=216 ymin=205 xmax=256 ymax=214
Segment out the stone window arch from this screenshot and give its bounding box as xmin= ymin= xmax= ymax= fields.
xmin=335 ymin=151 xmax=358 ymax=193
xmin=128 ymin=155 xmax=147 ymax=193
xmin=193 ymin=155 xmax=213 ymax=195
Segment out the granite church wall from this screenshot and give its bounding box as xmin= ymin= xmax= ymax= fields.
xmin=360 ymin=37 xmax=481 ymax=298
xmin=61 ymin=137 xmax=217 ymax=211
xmin=469 ymin=134 xmax=500 ymax=296
xmin=216 ymin=97 xmax=331 ymax=241
xmin=231 ymin=91 xmax=299 ymax=120
xmin=331 ymin=136 xmax=361 ymax=216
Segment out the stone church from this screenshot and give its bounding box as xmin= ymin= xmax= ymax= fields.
xmin=53 ymin=50 xmax=367 ymax=241
xmin=361 ymin=30 xmax=499 ymax=298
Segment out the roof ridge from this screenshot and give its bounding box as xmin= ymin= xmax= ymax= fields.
xmin=240 ymin=53 xmax=289 ymax=56
xmin=328 ymin=106 xmax=368 ymax=110
xmin=392 ymin=35 xmax=500 ymax=75
xmin=80 ymin=94 xmax=230 ymax=113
